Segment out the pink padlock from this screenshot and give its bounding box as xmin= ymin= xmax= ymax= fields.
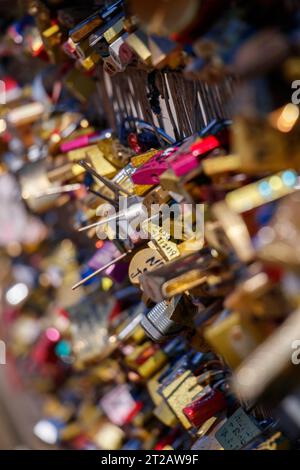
xmin=132 ymin=133 xmax=226 ymax=185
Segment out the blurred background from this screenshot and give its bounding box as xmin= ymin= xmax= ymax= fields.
xmin=0 ymin=0 xmax=300 ymax=451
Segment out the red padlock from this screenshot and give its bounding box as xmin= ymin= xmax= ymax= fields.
xmin=183 ymin=388 xmax=227 ymax=428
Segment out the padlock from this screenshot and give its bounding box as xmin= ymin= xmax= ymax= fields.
xmin=140 ymin=247 xmax=224 ymax=302
xmin=183 ymin=387 xmax=227 ymax=429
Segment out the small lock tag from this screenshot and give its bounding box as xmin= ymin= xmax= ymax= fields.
xmin=141 ymin=220 xmax=180 ymax=261
xmin=129 ymin=248 xmax=165 ymax=285
xmin=215 ymin=408 xmax=261 ymax=450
